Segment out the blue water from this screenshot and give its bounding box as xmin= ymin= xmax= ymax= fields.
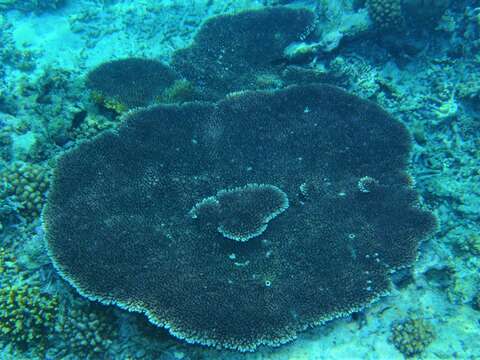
xmin=0 ymin=1 xmax=479 ymax=359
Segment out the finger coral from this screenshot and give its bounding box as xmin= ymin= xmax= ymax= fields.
xmin=390 ymin=318 xmax=435 ymax=357
xmin=1 ymin=161 xmax=50 ymax=221
xmin=44 ymin=84 xmax=436 ymax=351
xmin=0 ymin=284 xmax=58 ymax=353
xmin=54 ymin=300 xmax=116 ymax=358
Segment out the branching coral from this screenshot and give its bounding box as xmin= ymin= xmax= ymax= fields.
xmin=472 ymin=291 xmax=480 ymax=311
xmin=54 ymin=300 xmax=116 ymax=358
xmin=0 ymin=246 xmax=19 ymax=277
xmin=458 ymin=234 xmax=480 ymax=256
xmin=159 ymin=79 xmax=200 ymax=104
xmin=0 ymin=284 xmax=58 ymax=353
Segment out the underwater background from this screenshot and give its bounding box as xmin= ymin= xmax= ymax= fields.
xmin=0 ymin=0 xmax=479 ymax=359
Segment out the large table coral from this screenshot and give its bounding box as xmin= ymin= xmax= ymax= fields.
xmin=172 ymin=7 xmax=315 ymax=99
xmin=43 ymin=84 xmax=435 ymax=351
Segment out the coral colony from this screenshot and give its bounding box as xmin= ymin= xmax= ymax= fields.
xmin=44 ymin=81 xmax=435 ymax=351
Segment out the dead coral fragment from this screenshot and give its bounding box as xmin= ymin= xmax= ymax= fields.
xmin=86 ymin=58 xmax=177 ymax=110
xmin=44 ymin=84 xmax=436 ymax=352
xmin=191 ymin=183 xmax=289 ymax=242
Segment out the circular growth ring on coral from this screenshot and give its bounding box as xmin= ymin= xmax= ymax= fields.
xmin=44 ymin=84 xmax=436 ymax=351
xmin=190 ymin=183 xmax=289 ymax=242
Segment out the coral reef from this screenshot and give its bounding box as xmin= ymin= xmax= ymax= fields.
xmin=390 ymin=318 xmax=435 ymax=357
xmin=1 ymin=161 xmax=50 ymax=221
xmin=87 ymin=58 xmax=178 ymax=111
xmin=0 ymin=0 xmax=478 ymax=357
xmin=190 ymin=183 xmax=289 ymax=242
xmin=43 ymin=84 xmax=435 ymax=351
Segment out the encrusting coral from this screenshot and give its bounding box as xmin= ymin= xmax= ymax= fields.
xmin=43 ymin=83 xmax=436 ymax=351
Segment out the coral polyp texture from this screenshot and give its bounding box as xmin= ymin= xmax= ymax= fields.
xmin=86 ymin=58 xmax=177 ymax=110
xmin=190 ymin=183 xmax=289 ymax=242
xmin=172 ymin=7 xmax=315 ymax=99
xmin=43 ymin=84 xmax=436 ymax=351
